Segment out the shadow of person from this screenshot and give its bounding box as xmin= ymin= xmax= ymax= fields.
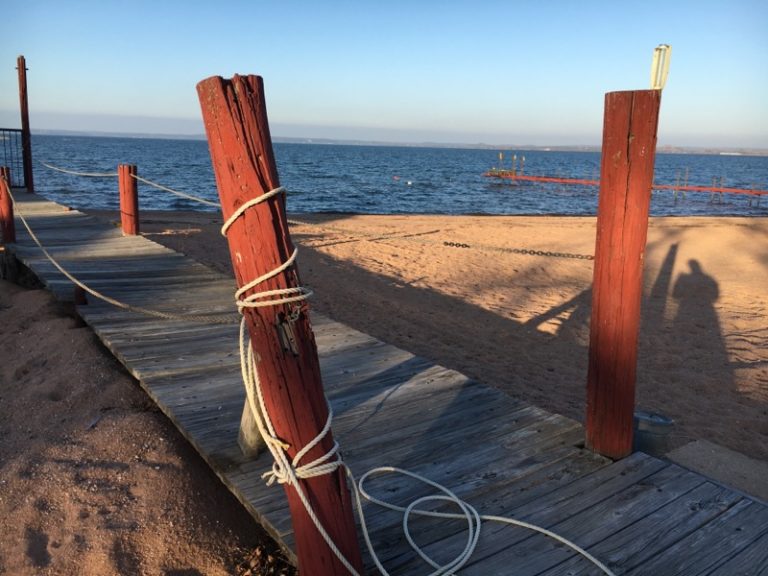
xmin=664 ymin=258 xmax=735 ymax=441
xmin=671 ymin=259 xmax=728 ymax=379
xmin=674 ymin=259 xmax=719 ymax=305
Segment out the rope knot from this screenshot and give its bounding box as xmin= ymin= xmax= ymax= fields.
xmin=261 ymin=428 xmax=342 ymax=487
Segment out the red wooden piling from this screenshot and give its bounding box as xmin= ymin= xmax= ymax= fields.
xmin=0 ymin=167 xmax=15 ymax=243
xmin=17 ymin=56 xmax=34 ymax=193
xmin=586 ymin=90 xmax=661 ymax=459
xmin=197 ymin=75 xmax=363 ymax=575
xmin=118 ymin=164 xmax=139 ymax=235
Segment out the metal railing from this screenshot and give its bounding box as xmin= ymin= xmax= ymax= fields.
xmin=0 ymin=128 xmax=26 ymax=188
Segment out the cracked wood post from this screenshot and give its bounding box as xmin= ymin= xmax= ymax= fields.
xmin=197 ymin=74 xmax=363 ymax=576
xmin=17 ymin=55 xmax=34 ymax=193
xmin=586 ymin=89 xmax=661 ymax=459
xmin=1 ymin=167 xmax=15 ymax=243
xmin=118 ymin=164 xmax=139 ymax=235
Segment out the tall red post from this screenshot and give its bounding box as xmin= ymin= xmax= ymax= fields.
xmin=197 ymin=75 xmax=363 ymax=576
xmin=586 ymin=90 xmax=662 ymax=459
xmin=0 ymin=167 xmax=15 ymax=243
xmin=17 ymin=55 xmax=34 ymax=193
xmin=118 ymin=164 xmax=139 ymax=235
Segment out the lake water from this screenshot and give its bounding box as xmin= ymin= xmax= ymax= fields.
xmin=29 ymin=134 xmax=768 ymax=217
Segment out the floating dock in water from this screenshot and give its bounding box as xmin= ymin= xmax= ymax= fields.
xmin=484 ymin=168 xmax=768 ymax=198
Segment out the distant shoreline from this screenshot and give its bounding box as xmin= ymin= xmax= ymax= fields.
xmin=29 ymin=129 xmax=768 ymax=157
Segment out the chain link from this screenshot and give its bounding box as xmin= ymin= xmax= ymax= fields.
xmin=443 ymin=240 xmax=593 ymax=260
xmin=443 ymin=241 xmax=471 ymax=249
xmin=290 ymin=219 xmax=594 ymax=261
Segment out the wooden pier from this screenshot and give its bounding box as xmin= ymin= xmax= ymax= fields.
xmin=5 ymin=191 xmax=768 ymax=574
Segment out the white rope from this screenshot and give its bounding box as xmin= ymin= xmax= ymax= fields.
xmin=223 ymin=185 xmax=355 ymax=569
xmin=131 ymin=174 xmax=221 ymax=207
xmin=225 ymin=188 xmax=616 ymax=576
xmin=40 ymin=161 xmax=220 ymax=207
xmin=40 ymin=161 xmax=118 ymax=178
xmin=221 ymin=186 xmax=313 ymax=309
xmin=221 ymin=186 xmax=286 ymax=236
xmin=356 ymin=467 xmax=615 ymax=575
xmin=234 ymin=249 xmax=313 ymax=311
xmin=5 ymin=187 xmax=238 ymax=324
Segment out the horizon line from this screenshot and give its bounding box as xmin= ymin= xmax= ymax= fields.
xmin=25 ymin=128 xmax=768 ymax=156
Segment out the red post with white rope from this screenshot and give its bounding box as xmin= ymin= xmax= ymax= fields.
xmin=197 ymin=74 xmax=363 ymax=576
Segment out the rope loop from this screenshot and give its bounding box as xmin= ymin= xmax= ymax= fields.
xmin=234 ymin=248 xmax=313 ymax=311
xmin=220 ymin=186 xmax=286 ymax=237
xmin=221 ymin=187 xmax=312 ymax=311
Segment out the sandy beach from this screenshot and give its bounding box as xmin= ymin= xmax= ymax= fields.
xmin=2 ymin=211 xmax=767 ymax=574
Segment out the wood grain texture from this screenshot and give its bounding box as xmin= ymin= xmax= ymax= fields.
xmin=587 ymin=90 xmax=662 ymax=458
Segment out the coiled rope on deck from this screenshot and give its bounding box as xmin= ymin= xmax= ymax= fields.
xmin=226 ymin=188 xmax=616 ymax=576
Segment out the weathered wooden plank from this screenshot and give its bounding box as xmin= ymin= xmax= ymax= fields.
xmin=381 ymin=453 xmax=666 ymax=574
xmin=537 ymin=482 xmax=744 ymax=575
xmin=463 ymin=464 xmax=705 ymax=575
xmin=706 ymin=529 xmax=768 ymax=575
xmin=342 ymin=410 xmax=579 ymax=487
xmin=21 ymin=256 xmax=220 ymax=277
xmin=359 ymin=445 xmax=594 ymax=574
xmin=358 ymin=422 xmax=587 ymax=554
xmin=631 ymin=499 xmax=768 ymax=575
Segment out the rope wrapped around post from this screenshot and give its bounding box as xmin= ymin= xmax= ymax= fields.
xmin=197 ymin=73 xmax=364 ymax=576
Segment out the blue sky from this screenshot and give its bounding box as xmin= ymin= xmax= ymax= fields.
xmin=1 ymin=0 xmax=766 ymax=147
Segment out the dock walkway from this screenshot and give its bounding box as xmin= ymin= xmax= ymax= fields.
xmin=6 ymin=192 xmax=768 ymax=575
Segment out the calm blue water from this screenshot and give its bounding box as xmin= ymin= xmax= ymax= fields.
xmin=30 ymin=134 xmax=768 ymax=216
